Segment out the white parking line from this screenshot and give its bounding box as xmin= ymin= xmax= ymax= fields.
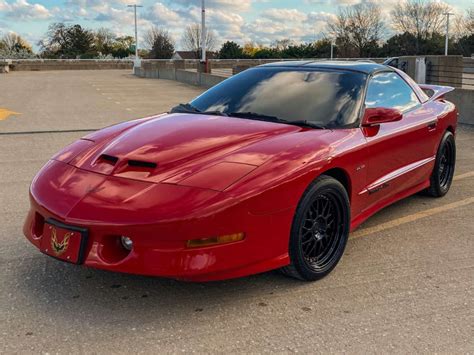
xmin=351 ymin=197 xmax=474 ymax=240
xmin=454 ymin=171 xmax=474 ymax=181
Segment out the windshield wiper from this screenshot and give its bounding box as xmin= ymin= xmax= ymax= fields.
xmin=170 ymin=103 xmax=200 ymax=114
xmin=229 ymin=112 xmax=326 ymax=129
xmin=170 ymin=103 xmax=228 ymax=117
xmin=286 ymin=120 xmax=327 ymax=129
xmin=228 ymin=112 xmax=282 ymax=123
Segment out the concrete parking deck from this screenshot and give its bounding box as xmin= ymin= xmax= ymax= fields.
xmin=1 ymin=71 xmax=473 ymax=353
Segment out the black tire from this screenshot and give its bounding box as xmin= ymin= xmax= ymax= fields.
xmin=281 ymin=175 xmax=350 ymax=281
xmin=425 ymin=131 xmax=456 ymax=197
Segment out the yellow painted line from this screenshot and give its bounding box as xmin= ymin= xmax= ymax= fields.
xmin=454 ymin=171 xmax=474 ymax=181
xmin=0 ymin=108 xmax=20 ymax=121
xmin=350 ymin=197 xmax=474 ymax=240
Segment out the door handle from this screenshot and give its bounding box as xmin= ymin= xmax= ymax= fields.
xmin=427 ymin=121 xmax=438 ymax=131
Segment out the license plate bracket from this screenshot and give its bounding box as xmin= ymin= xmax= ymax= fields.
xmin=40 ymin=219 xmax=89 ymax=264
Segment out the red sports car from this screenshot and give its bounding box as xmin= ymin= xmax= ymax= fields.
xmin=24 ymin=61 xmax=457 ymax=281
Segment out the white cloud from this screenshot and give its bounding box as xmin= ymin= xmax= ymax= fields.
xmin=0 ymin=0 xmax=51 ymax=20
xmin=262 ymin=8 xmax=308 ymax=22
xmin=171 ymin=0 xmax=252 ymax=12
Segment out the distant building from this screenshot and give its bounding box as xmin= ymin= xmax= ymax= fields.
xmin=171 ymin=51 xmax=217 ymax=60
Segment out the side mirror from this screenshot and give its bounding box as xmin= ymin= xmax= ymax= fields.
xmin=362 ymin=107 xmax=403 ymax=127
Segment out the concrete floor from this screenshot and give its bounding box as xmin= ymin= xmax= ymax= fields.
xmin=0 ymin=70 xmax=473 ymax=353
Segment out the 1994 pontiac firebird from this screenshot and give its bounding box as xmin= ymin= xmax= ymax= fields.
xmin=24 ymin=61 xmax=458 ymax=282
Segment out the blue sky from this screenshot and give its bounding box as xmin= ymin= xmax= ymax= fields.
xmin=0 ymin=0 xmax=472 ymax=50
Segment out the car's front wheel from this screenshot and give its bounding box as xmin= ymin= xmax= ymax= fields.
xmin=281 ymin=175 xmax=350 ymax=281
xmin=425 ymin=131 xmax=456 ymax=197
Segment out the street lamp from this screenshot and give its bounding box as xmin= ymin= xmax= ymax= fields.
xmin=201 ymin=0 xmax=206 ymax=63
xmin=444 ymin=12 xmax=455 ymax=56
xmin=128 ymin=4 xmax=143 ymax=67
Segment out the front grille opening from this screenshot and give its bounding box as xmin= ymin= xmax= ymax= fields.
xmin=98 ymin=154 xmax=119 ymax=165
xmin=128 ymin=160 xmax=157 ymax=169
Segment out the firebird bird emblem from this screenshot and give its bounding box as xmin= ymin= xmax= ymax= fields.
xmin=50 ymin=228 xmax=72 ymax=256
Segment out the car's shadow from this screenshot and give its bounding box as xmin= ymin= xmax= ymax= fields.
xmin=14 ymin=253 xmax=314 ymax=327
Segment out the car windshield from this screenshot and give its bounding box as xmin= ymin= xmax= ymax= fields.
xmin=187 ymin=67 xmax=366 ymax=129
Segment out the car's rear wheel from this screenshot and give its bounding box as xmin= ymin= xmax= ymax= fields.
xmin=281 ymin=175 xmax=350 ymax=281
xmin=425 ymin=131 xmax=456 ymax=197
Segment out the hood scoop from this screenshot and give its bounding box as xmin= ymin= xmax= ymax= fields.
xmin=91 ymin=154 xmax=157 ymax=177
xmin=98 ymin=154 xmax=119 ymax=166
xmin=128 ymin=160 xmax=157 ymax=169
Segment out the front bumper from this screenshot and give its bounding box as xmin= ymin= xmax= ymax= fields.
xmin=23 ymin=162 xmax=293 ymax=281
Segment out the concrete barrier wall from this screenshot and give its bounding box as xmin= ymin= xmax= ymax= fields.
xmin=446 ymin=89 xmax=474 ymax=125
xmin=10 ymin=60 xmax=133 ymax=71
xmin=200 ymin=73 xmax=226 ymax=88
xmin=135 ymin=64 xmax=226 ymax=88
xmin=176 ymin=69 xmax=199 ymax=86
xmin=160 ymin=68 xmax=176 ymax=80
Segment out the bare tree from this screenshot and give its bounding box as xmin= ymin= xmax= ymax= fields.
xmin=144 ymin=27 xmax=172 ymax=50
xmin=181 ymin=24 xmax=216 ymax=57
xmin=327 ymin=2 xmax=385 ymax=57
xmin=94 ymin=27 xmax=116 ymax=55
xmin=0 ymin=33 xmax=33 ymax=52
xmin=464 ymin=8 xmax=474 ymax=34
xmin=391 ymin=0 xmax=451 ymax=40
xmin=452 ymin=8 xmax=474 ymax=39
xmin=273 ymin=39 xmax=297 ymax=51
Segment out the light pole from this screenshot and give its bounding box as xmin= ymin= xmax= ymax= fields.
xmin=444 ymin=12 xmax=454 ymax=56
xmin=201 ymin=0 xmax=206 ymax=63
xmin=128 ymin=4 xmax=143 ymax=66
xmin=330 ymin=41 xmax=335 ymax=60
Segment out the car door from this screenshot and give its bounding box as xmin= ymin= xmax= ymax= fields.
xmin=361 ymin=71 xmax=438 ymax=212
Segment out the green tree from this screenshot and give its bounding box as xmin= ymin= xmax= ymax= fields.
xmin=94 ymin=27 xmax=116 ymax=56
xmin=111 ymin=36 xmax=134 ymax=58
xmin=253 ymin=48 xmax=280 ymax=59
xmin=382 ymin=32 xmax=418 ymax=56
xmin=313 ymin=39 xmax=334 ymax=58
xmin=457 ymin=34 xmax=474 ymax=57
xmin=218 ymin=41 xmax=244 ymax=59
xmin=40 ymin=23 xmax=95 ymax=58
xmin=145 ymin=27 xmax=175 ymax=59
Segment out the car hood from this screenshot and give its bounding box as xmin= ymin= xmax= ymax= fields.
xmin=65 ymin=113 xmax=330 ymax=185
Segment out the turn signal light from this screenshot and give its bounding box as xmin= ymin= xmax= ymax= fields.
xmin=186 ymin=233 xmax=245 ymax=248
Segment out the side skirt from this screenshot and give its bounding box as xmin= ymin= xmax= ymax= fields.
xmin=350 ymin=180 xmax=430 ymax=232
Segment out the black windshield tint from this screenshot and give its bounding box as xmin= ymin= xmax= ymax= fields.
xmin=190 ymin=67 xmax=366 ymax=128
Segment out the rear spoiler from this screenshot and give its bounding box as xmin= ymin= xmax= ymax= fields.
xmin=418 ymin=84 xmax=455 ymax=102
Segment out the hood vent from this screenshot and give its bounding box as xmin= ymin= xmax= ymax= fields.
xmin=98 ymin=154 xmax=119 ymax=165
xmin=128 ymin=160 xmax=157 ymax=169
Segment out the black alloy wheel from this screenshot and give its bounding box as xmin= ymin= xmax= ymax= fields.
xmin=282 ymin=175 xmax=350 ymax=281
xmin=426 ymin=131 xmax=456 ymax=197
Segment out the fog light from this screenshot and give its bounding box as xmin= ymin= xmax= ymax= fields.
xmin=120 ymin=236 xmax=133 ymax=251
xmin=186 ymin=233 xmax=245 ymax=248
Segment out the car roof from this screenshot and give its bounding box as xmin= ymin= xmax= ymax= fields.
xmin=259 ymin=60 xmax=391 ymax=74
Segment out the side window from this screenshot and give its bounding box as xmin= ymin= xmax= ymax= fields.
xmin=365 ymin=72 xmax=420 ymax=112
